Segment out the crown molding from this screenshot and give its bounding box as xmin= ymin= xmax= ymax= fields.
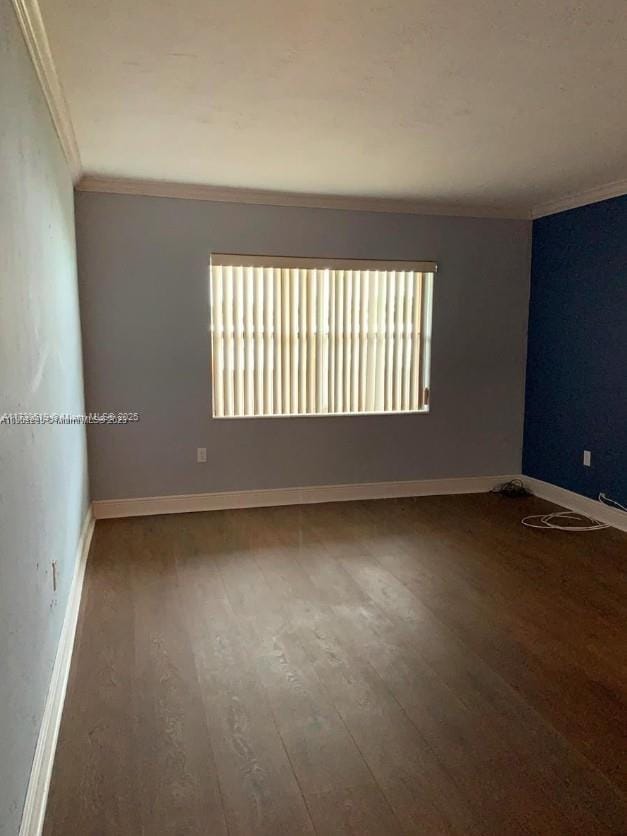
xmin=8 ymin=0 xmax=626 ymax=218
xmin=531 ymin=178 xmax=627 ymax=219
xmin=76 ymin=175 xmax=531 ymax=220
xmin=12 ymin=0 xmax=81 ymax=182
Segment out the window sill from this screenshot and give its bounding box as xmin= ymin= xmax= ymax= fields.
xmin=211 ymin=407 xmax=430 ymax=420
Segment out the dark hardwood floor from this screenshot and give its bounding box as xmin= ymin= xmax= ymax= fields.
xmin=44 ymin=493 xmax=627 ymax=835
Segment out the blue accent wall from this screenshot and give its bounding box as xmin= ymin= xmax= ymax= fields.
xmin=523 ymin=195 xmax=627 ymax=502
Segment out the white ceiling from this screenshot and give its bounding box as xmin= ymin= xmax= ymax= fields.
xmin=40 ymin=0 xmax=627 ymax=214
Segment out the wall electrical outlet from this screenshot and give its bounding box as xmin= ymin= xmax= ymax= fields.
xmin=197 ymin=447 xmax=207 ymax=463
xmin=583 ymin=450 xmax=591 ymax=467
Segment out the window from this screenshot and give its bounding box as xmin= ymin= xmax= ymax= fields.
xmin=210 ymin=254 xmax=436 ymax=418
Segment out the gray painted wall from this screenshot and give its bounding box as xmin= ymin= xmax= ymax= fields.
xmin=0 ymin=5 xmax=89 ymax=834
xmin=77 ymin=192 xmax=531 ymax=500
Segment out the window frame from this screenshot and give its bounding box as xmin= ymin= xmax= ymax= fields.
xmin=209 ymin=254 xmax=436 ymax=420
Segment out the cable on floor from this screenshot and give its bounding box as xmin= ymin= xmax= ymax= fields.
xmin=599 ymin=492 xmax=627 ymax=512
xmin=491 ymin=479 xmax=532 ymax=498
xmin=521 ymin=510 xmax=609 ymax=531
xmin=522 ymin=492 xmax=627 ymax=531
xmin=491 ymin=480 xmax=624 ymax=531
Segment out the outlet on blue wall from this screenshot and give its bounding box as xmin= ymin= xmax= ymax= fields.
xmin=523 ymin=194 xmax=627 ymax=502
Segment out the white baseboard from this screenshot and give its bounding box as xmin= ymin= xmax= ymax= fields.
xmin=19 ymin=508 xmax=95 ymax=836
xmin=92 ymin=476 xmax=627 ymax=532
xmin=523 ymin=477 xmax=627 ymax=532
xmin=92 ymin=475 xmax=513 ymax=519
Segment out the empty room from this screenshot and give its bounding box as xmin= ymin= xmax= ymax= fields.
xmin=2 ymin=1 xmax=626 ymax=834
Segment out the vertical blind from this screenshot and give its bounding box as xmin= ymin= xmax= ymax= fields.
xmin=210 ymin=255 xmax=436 ymax=418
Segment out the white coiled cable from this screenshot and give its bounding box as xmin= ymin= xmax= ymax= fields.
xmin=521 ymin=510 xmax=609 ymax=531
xmin=521 ymin=492 xmax=625 ymax=531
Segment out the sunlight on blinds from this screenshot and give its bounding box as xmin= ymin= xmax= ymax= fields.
xmin=210 ymin=256 xmax=435 ymax=418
